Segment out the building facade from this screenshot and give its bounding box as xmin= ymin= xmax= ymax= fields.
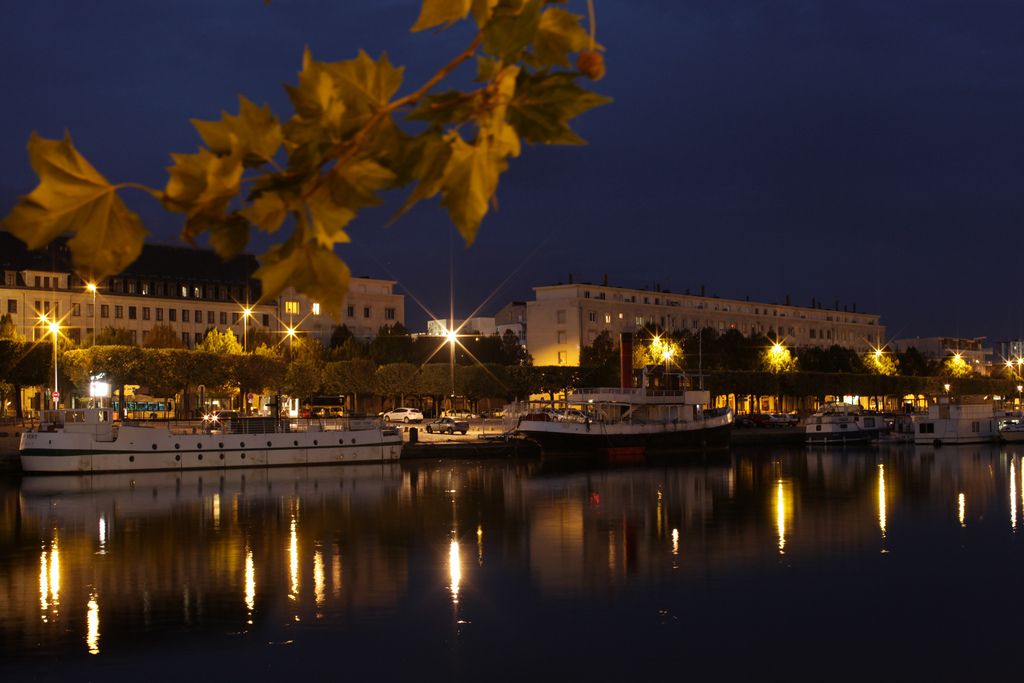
xmin=279 ymin=277 xmax=404 ymax=347
xmin=891 ymin=336 xmax=991 ymax=375
xmin=0 ymin=236 xmax=275 ymax=348
xmin=0 ymin=235 xmax=404 ymax=350
xmin=526 ymin=283 xmax=885 ymax=366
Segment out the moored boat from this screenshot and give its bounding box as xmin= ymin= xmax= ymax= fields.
xmin=805 ymin=403 xmax=882 ymax=445
xmin=19 ymin=407 xmax=403 ymax=474
xmin=912 ymin=397 xmax=998 ymax=447
xmin=1001 ymin=422 xmax=1024 ymax=443
xmin=508 ymin=386 xmax=733 ymax=455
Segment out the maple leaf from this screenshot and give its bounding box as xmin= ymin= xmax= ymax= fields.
xmin=255 ymin=242 xmax=351 ymax=317
xmin=1 ymin=132 xmax=147 ymax=280
xmin=411 ymin=0 xmax=472 ymax=32
xmin=192 ymin=96 xmax=283 ymax=167
xmin=532 ymin=7 xmax=592 ymax=67
xmin=508 ymin=71 xmax=611 ymax=144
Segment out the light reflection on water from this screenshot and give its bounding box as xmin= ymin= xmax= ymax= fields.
xmin=3 ymin=446 xmax=1024 ymax=677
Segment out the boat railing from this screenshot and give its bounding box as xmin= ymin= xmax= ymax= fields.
xmin=155 ymin=415 xmax=386 ymax=436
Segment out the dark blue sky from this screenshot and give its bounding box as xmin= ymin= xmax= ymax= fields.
xmin=2 ymin=1 xmax=1022 ymax=340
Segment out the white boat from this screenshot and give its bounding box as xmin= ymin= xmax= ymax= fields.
xmin=19 ymin=407 xmax=403 ymax=474
xmin=508 ymin=386 xmax=734 ymax=455
xmin=1001 ymin=422 xmax=1024 ymax=443
xmin=805 ymin=403 xmax=882 ymax=445
xmin=912 ymin=397 xmax=998 ymax=446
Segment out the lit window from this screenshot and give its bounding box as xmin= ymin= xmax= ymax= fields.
xmin=604 ymin=314 xmax=611 ymax=324
xmin=312 ymin=303 xmax=320 ymax=316
xmin=285 ymin=300 xmax=300 ymax=315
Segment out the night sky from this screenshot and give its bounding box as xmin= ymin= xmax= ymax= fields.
xmin=2 ymin=1 xmax=1022 ymax=340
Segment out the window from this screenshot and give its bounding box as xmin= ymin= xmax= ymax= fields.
xmin=44 ymin=276 xmax=50 ymax=288
xmin=169 ymin=308 xmax=176 ymax=322
xmin=604 ymin=313 xmax=611 ymax=324
xmin=557 ymin=351 xmax=567 ymax=364
xmin=232 ymin=312 xmax=239 ymax=324
xmin=142 ymin=307 xmax=151 ymax=321
xmin=262 ymin=314 xmax=269 ymax=327
xmin=182 ymin=332 xmax=190 ymax=347
xmin=6 ymin=300 xmax=15 ymax=314
xmin=142 ymin=330 xmax=149 ymax=342
xmin=207 ymin=311 xmax=214 ymax=324
xmin=130 ymin=330 xmax=137 ymax=344
xmin=34 ymin=276 xmax=40 ymax=287
xmin=557 ymin=331 xmax=567 ymax=344
xmin=156 ymin=308 xmax=163 ymax=321
xmin=364 ymin=307 xmax=371 ymax=318
xmin=584 ymin=291 xmax=591 ymax=299
xmin=127 ymin=280 xmax=137 ymax=294
xmin=128 ymin=306 xmax=137 ymax=320
xmin=635 ymin=316 xmax=644 ymax=326
xmin=72 ymin=303 xmax=81 ymax=317
xmin=180 ymin=285 xmax=188 ymax=298
xmin=219 ymin=311 xmax=227 ymax=325
xmin=588 ymin=311 xmax=596 ymax=322
xmin=347 ymin=306 xmax=354 ymax=318
xmin=618 ymin=313 xmax=623 ymax=320
xmin=5 ymin=273 xmax=14 ymax=286
xmin=312 ymin=303 xmax=321 ymax=316
xmin=385 ymin=307 xmax=396 ymax=320
xmin=195 ymin=332 xmax=203 ymax=344
xmin=556 ymin=310 xmax=566 ymax=324
xmin=141 ymin=282 xmax=150 ymax=295
xmin=99 ymin=304 xmax=109 ymax=319
xmin=193 ymin=286 xmax=202 ymax=299
xmin=182 ymin=309 xmax=190 ymax=323
xmin=284 ymin=300 xmax=300 ymax=315
xmin=597 ymin=292 xmax=606 ymax=300
xmin=196 ymin=310 xmax=202 ymax=323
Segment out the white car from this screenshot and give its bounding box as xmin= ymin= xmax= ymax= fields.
xmin=381 ymin=407 xmax=423 ymax=423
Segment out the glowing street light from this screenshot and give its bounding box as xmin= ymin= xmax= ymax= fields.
xmin=40 ymin=315 xmax=60 ymax=408
xmin=944 ymin=383 xmax=951 ymax=394
xmin=241 ymin=306 xmax=253 ymax=352
xmin=85 ymin=282 xmax=98 ymax=346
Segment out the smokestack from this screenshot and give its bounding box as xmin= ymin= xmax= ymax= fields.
xmin=785 ymin=294 xmax=790 ymax=306
xmin=568 ymin=273 xmax=573 ymax=284
xmin=602 ymin=273 xmax=608 ymax=286
xmin=620 ymin=332 xmax=633 ymax=389
xmin=700 ymin=284 xmax=705 ymax=297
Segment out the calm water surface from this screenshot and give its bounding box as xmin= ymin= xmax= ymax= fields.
xmin=3 ymin=444 xmax=1024 ymax=681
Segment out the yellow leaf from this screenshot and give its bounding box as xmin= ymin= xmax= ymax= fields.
xmin=255 ymin=242 xmax=351 ymax=317
xmin=1 ymin=132 xmax=147 ymax=280
xmin=440 ymin=133 xmax=505 ymax=245
xmin=412 ymin=0 xmax=472 ymax=32
xmin=191 ymin=96 xmax=283 ymax=166
xmin=241 ymin=193 xmax=290 ymax=233
xmin=164 ymin=143 xmax=244 ymax=216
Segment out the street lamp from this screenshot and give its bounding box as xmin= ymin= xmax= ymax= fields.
xmin=285 ymin=324 xmax=297 ymax=357
xmin=241 ymin=306 xmax=253 ymax=352
xmin=662 ymin=346 xmax=673 ymax=375
xmin=85 ymin=282 xmax=97 ymax=345
xmin=40 ymin=315 xmax=60 ymax=409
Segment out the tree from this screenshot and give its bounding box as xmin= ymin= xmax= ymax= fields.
xmin=762 ymin=343 xmax=797 ymax=374
xmin=864 ymin=350 xmax=898 ymax=376
xmin=143 ymin=323 xmax=184 ymax=349
xmin=369 ymin=323 xmax=414 ymax=364
xmin=95 ymin=327 xmax=135 ymax=346
xmin=0 ymin=314 xmax=23 ymax=341
xmin=2 ymin=1 xmax=608 ymax=316
xmin=943 ymin=352 xmax=972 ymax=378
xmin=323 ymin=359 xmax=377 ymax=413
xmin=197 ymin=328 xmax=243 ymax=355
xmin=329 ymin=324 xmax=354 ymax=350
xmin=499 ymin=329 xmax=531 ymax=366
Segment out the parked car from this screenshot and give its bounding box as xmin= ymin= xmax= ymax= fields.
xmin=444 ymin=409 xmax=478 ymax=419
xmin=743 ymin=413 xmax=773 ymax=428
xmin=769 ymin=412 xmax=800 ymax=427
xmin=735 ymin=415 xmax=757 ymax=429
xmin=381 ymin=407 xmax=424 ymax=423
xmin=425 ymin=417 xmax=469 ymax=435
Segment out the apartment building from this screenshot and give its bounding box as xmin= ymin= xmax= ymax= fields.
xmin=0 ymin=235 xmax=275 ymax=347
xmin=526 ymin=282 xmax=885 ymax=366
xmin=0 ymin=234 xmax=404 ymax=349
xmin=279 ymin=277 xmax=404 ymax=346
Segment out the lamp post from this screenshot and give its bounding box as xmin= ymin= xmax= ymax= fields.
xmin=241 ymin=306 xmax=252 ymax=353
xmin=86 ymin=282 xmax=97 ymax=345
xmin=447 ymin=327 xmax=457 ymax=412
xmin=41 ymin=316 xmax=60 ymax=408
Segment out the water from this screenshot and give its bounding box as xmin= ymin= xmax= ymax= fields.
xmin=3 ymin=444 xmax=1024 ymax=681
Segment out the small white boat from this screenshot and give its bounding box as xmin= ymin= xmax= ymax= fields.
xmin=912 ymin=397 xmax=998 ymax=447
xmin=1001 ymin=422 xmax=1024 ymax=443
xmin=805 ymin=403 xmax=882 ymax=445
xmin=19 ymin=407 xmax=403 ymax=474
